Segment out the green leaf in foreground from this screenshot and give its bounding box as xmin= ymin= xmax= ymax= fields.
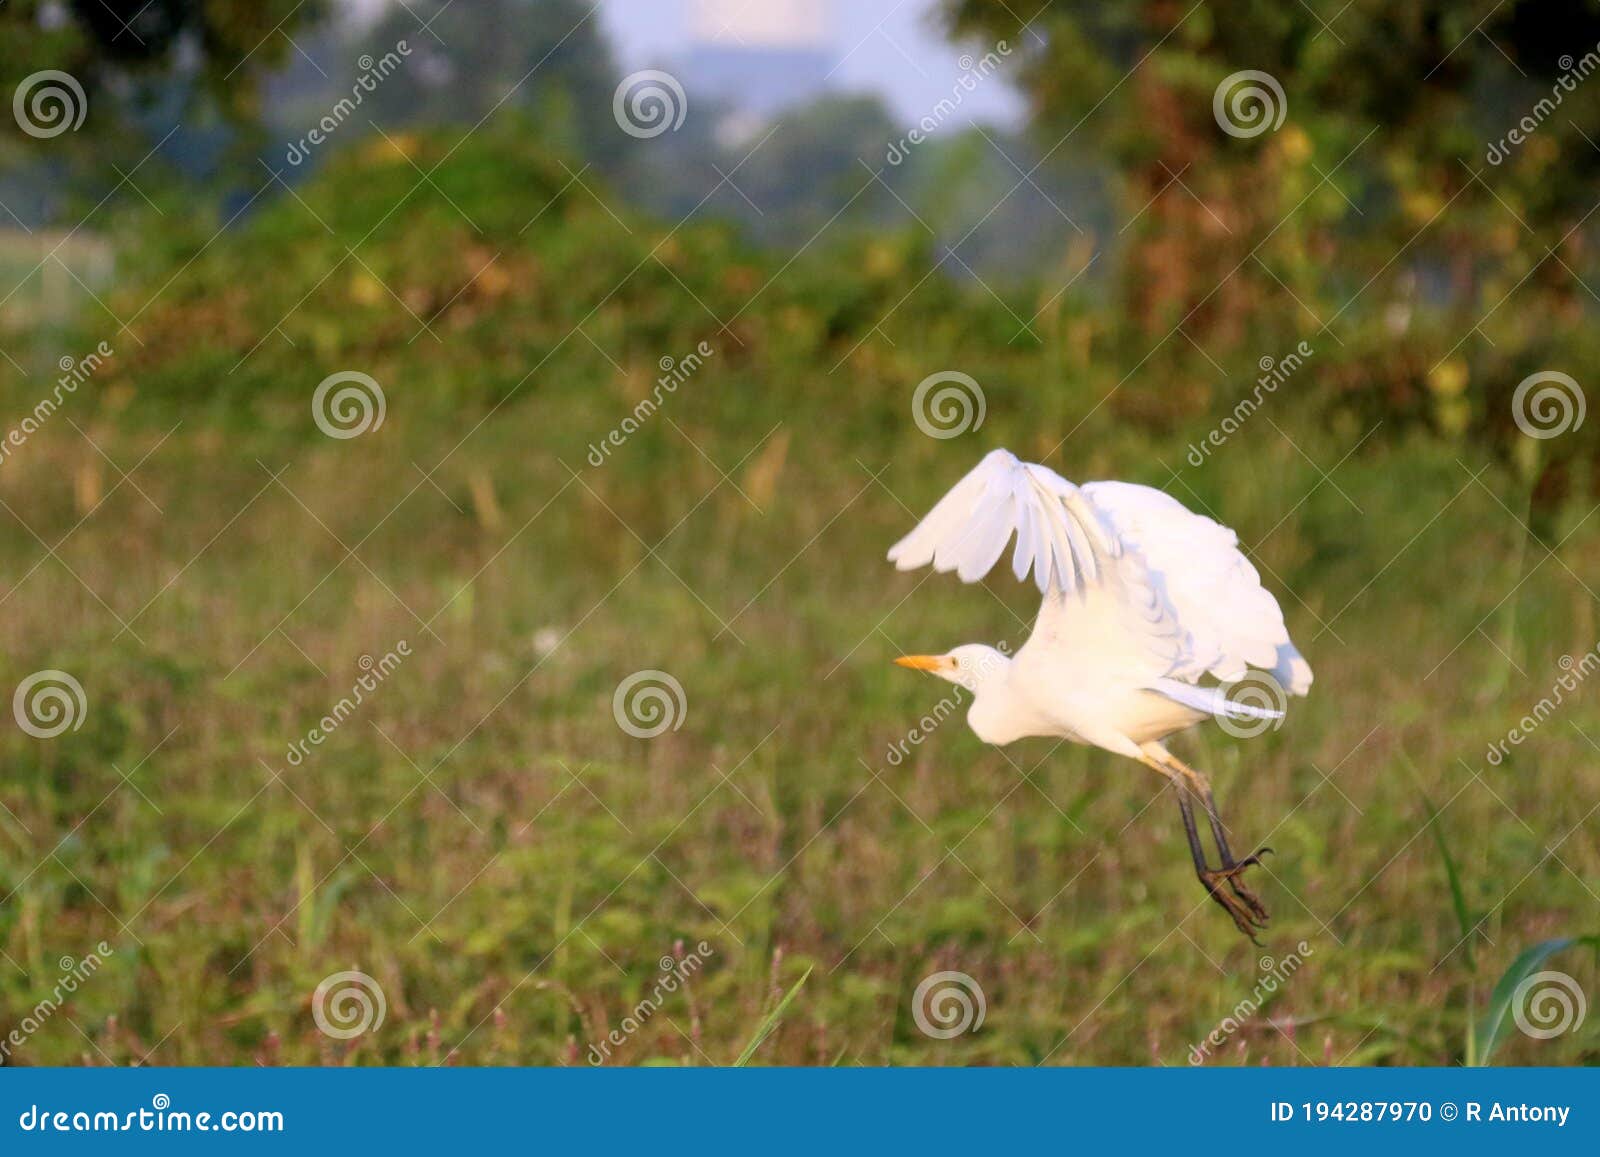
xmin=733 ymin=966 xmax=814 ymax=1067
xmin=1420 ymin=788 xmax=1476 ymax=973
xmin=1473 ymin=935 xmax=1599 ymax=1065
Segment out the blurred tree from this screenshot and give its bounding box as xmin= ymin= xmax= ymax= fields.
xmin=356 ymin=0 xmax=621 ymax=166
xmin=941 ymin=0 xmax=1600 ymax=458
xmin=934 ymin=0 xmax=1600 ymax=332
xmin=0 ymin=0 xmax=322 ymax=134
xmin=703 ymin=95 xmax=902 ymax=246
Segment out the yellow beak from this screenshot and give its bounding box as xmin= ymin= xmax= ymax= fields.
xmin=894 ymin=655 xmax=946 ymax=672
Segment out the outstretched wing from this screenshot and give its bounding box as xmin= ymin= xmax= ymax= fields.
xmin=885 ymin=450 xmax=1311 ymax=698
xmin=889 ymin=449 xmax=1190 ymax=682
xmin=1081 ymin=480 xmax=1312 ymax=695
xmin=887 ymin=448 xmax=1121 ymax=595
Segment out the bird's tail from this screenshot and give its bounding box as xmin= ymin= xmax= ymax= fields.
xmin=1147 ymin=678 xmax=1285 ymax=722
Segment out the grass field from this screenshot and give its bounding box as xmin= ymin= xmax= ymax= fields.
xmin=1 ymin=129 xmax=1597 ymax=1066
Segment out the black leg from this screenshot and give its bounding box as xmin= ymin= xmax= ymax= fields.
xmin=1199 ymin=785 xmax=1237 ymax=865
xmin=1198 ymin=784 xmax=1271 ymax=872
xmin=1170 ymin=779 xmax=1263 ymax=940
xmin=1194 ymin=782 xmax=1271 ymax=929
xmin=1145 ymin=750 xmax=1271 ymax=940
xmin=1154 ymin=751 xmax=1272 ymax=939
xmin=1174 ymin=784 xmax=1212 ymax=876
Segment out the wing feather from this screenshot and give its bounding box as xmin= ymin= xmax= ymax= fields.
xmin=886 ymin=447 xmax=1311 ymax=746
xmin=1081 ymin=480 xmax=1312 ymax=695
xmin=888 ymin=449 xmax=1119 ymax=596
xmin=885 ymin=450 xmax=1310 ymax=699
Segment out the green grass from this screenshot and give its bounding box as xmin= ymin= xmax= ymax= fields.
xmin=0 ymin=127 xmax=1596 ymax=1066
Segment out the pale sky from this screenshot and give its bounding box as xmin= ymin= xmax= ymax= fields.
xmin=339 ymin=0 xmax=1024 ymax=130
xmin=600 ymin=0 xmax=1023 ymax=127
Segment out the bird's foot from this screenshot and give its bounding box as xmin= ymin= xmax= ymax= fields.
xmin=1199 ymin=848 xmax=1272 ymax=940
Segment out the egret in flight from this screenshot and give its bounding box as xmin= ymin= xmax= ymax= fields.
xmin=889 ymin=449 xmax=1311 ymax=938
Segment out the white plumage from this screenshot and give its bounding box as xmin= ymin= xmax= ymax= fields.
xmin=889 ymin=448 xmax=1312 ymax=934
xmin=888 ymin=448 xmax=1312 ymax=937
xmin=889 ymin=444 xmax=1312 ymax=742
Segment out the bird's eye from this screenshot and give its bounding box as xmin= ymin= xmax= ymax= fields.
xmin=950 ymin=657 xmax=960 ymax=668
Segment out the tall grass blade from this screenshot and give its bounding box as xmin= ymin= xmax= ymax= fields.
xmin=733 ymin=965 xmax=813 ymax=1067
xmin=1420 ymin=788 xmax=1475 ymax=973
xmin=1472 ymin=935 xmax=1599 ymax=1065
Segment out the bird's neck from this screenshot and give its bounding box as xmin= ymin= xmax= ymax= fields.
xmin=967 ymin=664 xmax=1039 ymax=746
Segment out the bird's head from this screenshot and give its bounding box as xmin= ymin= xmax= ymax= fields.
xmin=893 ymin=643 xmax=1011 ymax=694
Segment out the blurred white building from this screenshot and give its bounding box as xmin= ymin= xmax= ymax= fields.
xmin=690 ymin=0 xmax=829 ymax=45
xmin=684 ymin=0 xmax=832 ymax=120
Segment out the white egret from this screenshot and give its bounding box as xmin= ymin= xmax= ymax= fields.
xmin=888 ymin=449 xmax=1311 ymax=938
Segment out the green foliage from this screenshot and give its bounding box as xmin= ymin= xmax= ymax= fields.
xmin=0 ymin=0 xmax=322 ymax=137
xmin=0 ymin=123 xmax=1596 ymax=1065
xmin=941 ymin=0 xmax=1600 ymax=482
xmin=1421 ymin=785 xmax=1477 ymax=974
xmin=734 ymin=966 xmax=814 ymax=1066
xmin=1474 ymin=937 xmax=1600 ymax=1065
